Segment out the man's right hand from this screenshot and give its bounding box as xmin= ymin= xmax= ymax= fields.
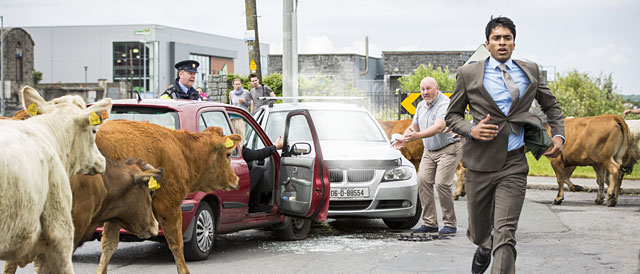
xmin=469 ymin=114 xmax=499 ymax=141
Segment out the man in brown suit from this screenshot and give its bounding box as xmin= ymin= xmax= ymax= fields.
xmin=445 ymin=17 xmax=565 ymax=274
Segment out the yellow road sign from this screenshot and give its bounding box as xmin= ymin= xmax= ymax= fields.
xmin=401 ymin=93 xmax=421 ymax=115
xmin=250 ymin=59 xmax=257 ymax=70
xmin=400 ymin=92 xmax=454 ymax=115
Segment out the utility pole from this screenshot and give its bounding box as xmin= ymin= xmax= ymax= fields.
xmin=245 ymin=0 xmax=262 ymax=80
xmin=283 ymin=0 xmax=298 ymax=98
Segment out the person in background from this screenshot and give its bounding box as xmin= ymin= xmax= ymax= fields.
xmin=445 ymin=16 xmax=564 ymax=274
xmin=196 ymin=87 xmax=208 ymax=101
xmin=248 ymin=73 xmax=276 ymax=114
xmin=160 ymin=60 xmax=201 ymax=100
xmin=229 ymin=78 xmax=251 ymax=111
xmin=392 ymin=77 xmax=461 ymax=236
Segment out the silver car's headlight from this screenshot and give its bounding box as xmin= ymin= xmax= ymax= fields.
xmin=382 ymin=166 xmax=413 ymax=182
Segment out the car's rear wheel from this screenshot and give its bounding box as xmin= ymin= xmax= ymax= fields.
xmin=274 ymin=217 xmax=311 ymax=240
xmin=184 ymin=202 xmax=215 ymax=261
xmin=382 ymin=197 xmax=422 ymax=229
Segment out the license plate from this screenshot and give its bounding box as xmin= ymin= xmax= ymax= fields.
xmin=330 ymin=187 xmax=369 ymax=198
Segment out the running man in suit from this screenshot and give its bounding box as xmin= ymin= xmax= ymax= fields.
xmin=445 ymin=16 xmax=565 ymax=274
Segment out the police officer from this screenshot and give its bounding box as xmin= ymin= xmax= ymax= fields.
xmin=160 ymin=60 xmax=202 ymax=100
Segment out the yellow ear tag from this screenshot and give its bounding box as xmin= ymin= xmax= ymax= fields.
xmin=27 ymin=103 xmax=38 ymax=116
xmin=148 ymin=177 xmax=160 ymax=190
xmin=224 ymin=137 xmax=234 ymax=148
xmin=89 ymin=112 xmax=101 ymax=125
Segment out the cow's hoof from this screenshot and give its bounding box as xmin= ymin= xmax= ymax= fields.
xmin=595 ymin=197 xmax=604 ymax=205
xmin=453 ymin=195 xmax=459 ymax=201
xmin=571 ymin=185 xmax=585 ymax=192
xmin=607 ymin=200 xmax=617 ymax=207
xmin=552 ymin=199 xmax=563 ymax=205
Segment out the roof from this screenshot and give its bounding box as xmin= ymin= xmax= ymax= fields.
xmin=1 ymin=28 xmax=35 ymax=46
xmin=267 ymin=102 xmax=368 ymax=112
xmin=110 ymin=99 xmax=229 ymax=109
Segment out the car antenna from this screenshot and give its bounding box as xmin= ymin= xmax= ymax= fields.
xmin=135 ymin=90 xmax=142 ymax=103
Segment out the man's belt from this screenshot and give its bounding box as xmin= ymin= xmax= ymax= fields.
xmin=506 ymin=146 xmax=525 ymax=157
xmin=431 ymin=140 xmax=461 ymax=152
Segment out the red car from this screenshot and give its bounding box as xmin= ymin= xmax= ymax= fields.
xmin=97 ymin=99 xmax=330 ymax=260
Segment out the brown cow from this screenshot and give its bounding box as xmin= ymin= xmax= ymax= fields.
xmin=95 ymin=119 xmax=241 ymax=274
xmin=3 ymin=158 xmax=163 ymax=274
xmin=548 ymin=115 xmax=634 ymax=207
xmin=378 ymin=119 xmax=467 ymax=200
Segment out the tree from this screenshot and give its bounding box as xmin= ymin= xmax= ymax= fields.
xmin=262 ymin=73 xmax=283 ymax=96
xmin=33 ymin=70 xmax=43 ymax=85
xmin=549 ymin=70 xmax=625 ymax=117
xmin=398 ymin=63 xmax=456 ymax=92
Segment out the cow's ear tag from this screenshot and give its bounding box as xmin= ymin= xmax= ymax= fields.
xmin=27 ymin=103 xmax=38 ymax=116
xmin=224 ymin=137 xmax=234 ymax=148
xmin=100 ymin=110 xmax=109 ymax=120
xmin=148 ymin=177 xmax=160 ymax=190
xmin=89 ymin=112 xmax=101 ymax=125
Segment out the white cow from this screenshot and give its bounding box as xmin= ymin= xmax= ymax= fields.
xmin=0 ymin=86 xmax=112 ymax=274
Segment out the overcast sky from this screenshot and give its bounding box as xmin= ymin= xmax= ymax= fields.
xmin=2 ymin=0 xmax=639 ymax=94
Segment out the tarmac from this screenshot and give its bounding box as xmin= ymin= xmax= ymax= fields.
xmin=526 ymin=176 xmax=640 ymax=194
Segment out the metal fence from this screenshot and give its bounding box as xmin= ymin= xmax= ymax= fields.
xmin=297 ymin=91 xmax=413 ymax=121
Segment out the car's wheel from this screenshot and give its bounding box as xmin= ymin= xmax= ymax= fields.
xmin=274 ymin=217 xmax=311 ymax=241
xmin=382 ymin=197 xmax=422 ymax=229
xmin=184 ymin=202 xmax=215 ymax=261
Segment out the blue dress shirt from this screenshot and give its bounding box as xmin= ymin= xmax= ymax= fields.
xmin=483 ymin=57 xmax=530 ymax=151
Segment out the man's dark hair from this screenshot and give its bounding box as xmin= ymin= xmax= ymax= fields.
xmin=485 ymin=16 xmax=516 ymax=41
xmin=248 ymin=73 xmax=259 ymax=80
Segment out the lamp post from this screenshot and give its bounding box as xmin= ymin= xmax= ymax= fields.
xmin=84 ymin=66 xmax=88 ymax=83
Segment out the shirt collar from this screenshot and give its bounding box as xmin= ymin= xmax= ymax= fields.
xmin=488 ymin=56 xmax=515 ymax=71
xmin=177 ymin=81 xmax=188 ymax=93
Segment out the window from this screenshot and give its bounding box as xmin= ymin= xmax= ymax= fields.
xmin=198 ymin=111 xmax=231 ymax=134
xmin=113 ymin=42 xmax=150 ymax=92
xmin=16 ymin=42 xmax=23 ymax=82
xmin=108 ymin=106 xmax=180 ymax=130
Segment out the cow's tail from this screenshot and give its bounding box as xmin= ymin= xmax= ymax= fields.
xmin=613 ymin=115 xmax=635 ymax=174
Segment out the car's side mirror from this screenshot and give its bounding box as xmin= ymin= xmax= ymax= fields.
xmin=290 ymin=142 xmax=312 ymax=156
xmin=390 ymin=133 xmax=403 ymax=144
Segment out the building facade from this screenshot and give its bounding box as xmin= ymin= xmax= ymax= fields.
xmin=1 ymin=28 xmax=35 ymax=115
xmin=22 ymin=24 xmax=269 ymax=97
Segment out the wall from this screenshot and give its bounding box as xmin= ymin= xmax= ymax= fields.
xmin=1 ymin=28 xmax=35 ymax=115
xmin=383 ymin=51 xmax=473 ymax=92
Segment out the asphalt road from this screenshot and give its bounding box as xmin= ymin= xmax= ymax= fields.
xmin=3 ymin=188 xmax=639 ymax=274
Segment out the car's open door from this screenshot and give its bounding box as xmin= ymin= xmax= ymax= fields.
xmin=276 ymin=109 xmax=330 ymax=222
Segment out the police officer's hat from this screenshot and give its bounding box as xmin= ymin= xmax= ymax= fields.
xmin=175 ymin=60 xmax=199 ymax=72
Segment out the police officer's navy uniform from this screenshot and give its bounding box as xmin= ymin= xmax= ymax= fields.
xmin=160 ymin=60 xmax=202 ymax=100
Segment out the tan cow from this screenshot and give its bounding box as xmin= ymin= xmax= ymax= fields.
xmin=0 ymin=87 xmax=111 ymax=274
xmin=548 ymin=115 xmax=634 ymax=207
xmin=95 ymin=119 xmax=241 ymax=274
xmin=3 ymin=158 xmax=162 ymax=274
xmin=378 ymin=119 xmax=467 ymax=200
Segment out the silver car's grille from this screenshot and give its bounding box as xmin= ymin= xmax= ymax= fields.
xmin=347 ymin=169 xmax=375 ymax=182
xmin=329 ymin=169 xmax=344 ymax=182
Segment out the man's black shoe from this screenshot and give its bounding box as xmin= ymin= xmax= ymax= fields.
xmin=471 ymin=247 xmax=491 ymax=274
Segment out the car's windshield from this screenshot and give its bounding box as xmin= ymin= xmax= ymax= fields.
xmin=265 ymin=109 xmax=386 ymax=142
xmin=109 ymin=106 xmax=180 ymax=130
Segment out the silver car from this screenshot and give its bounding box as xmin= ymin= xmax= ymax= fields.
xmin=255 ymin=102 xmax=421 ymax=229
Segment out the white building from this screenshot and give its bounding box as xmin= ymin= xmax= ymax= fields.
xmin=23 ymin=24 xmax=269 ymax=96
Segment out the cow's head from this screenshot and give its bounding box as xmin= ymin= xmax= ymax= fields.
xmin=20 ymin=86 xmax=112 ymax=176
xmin=197 ymin=127 xmax=242 ymax=192
xmin=104 ymin=158 xmax=162 ymax=239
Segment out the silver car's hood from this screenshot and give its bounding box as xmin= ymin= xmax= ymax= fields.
xmin=319 ymin=140 xmax=406 ymax=161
